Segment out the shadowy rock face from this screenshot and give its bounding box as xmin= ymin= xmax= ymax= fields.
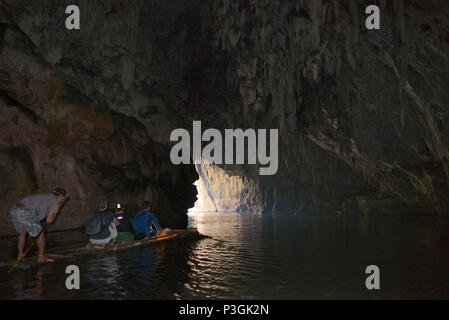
xmin=0 ymin=0 xmax=200 ymax=236
xmin=0 ymin=1 xmax=448 ymax=236
xmin=203 ymin=0 xmax=449 ymax=214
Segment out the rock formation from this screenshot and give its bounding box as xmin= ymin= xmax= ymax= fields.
xmin=0 ymin=0 xmax=448 ymax=235
xmin=200 ymin=0 xmax=449 ymax=215
xmin=0 ymin=0 xmax=199 ymax=235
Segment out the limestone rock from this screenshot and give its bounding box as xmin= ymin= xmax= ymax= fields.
xmin=1 ymin=0 xmax=448 ymax=238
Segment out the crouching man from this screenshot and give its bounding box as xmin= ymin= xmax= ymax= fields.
xmin=85 ymin=199 xmax=119 ymax=247
xmin=9 ymin=188 xmax=68 ymax=264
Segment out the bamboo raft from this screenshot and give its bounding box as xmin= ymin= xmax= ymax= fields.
xmin=2 ymin=229 xmax=206 ymax=270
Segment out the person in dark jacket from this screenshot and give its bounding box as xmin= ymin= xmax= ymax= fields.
xmin=85 ymin=199 xmax=119 ymax=246
xmin=115 ymin=202 xmax=134 ymax=242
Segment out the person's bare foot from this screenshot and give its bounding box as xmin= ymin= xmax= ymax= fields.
xmin=36 ymin=256 xmax=55 ymax=264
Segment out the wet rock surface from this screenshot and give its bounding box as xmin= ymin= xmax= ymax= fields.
xmin=0 ymin=1 xmax=448 ymax=235
xmin=205 ymin=0 xmax=449 ymax=214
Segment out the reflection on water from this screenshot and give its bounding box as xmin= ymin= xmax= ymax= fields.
xmin=0 ymin=213 xmax=448 ymax=299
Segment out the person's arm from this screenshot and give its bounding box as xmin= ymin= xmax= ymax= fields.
xmin=47 ymin=196 xmax=68 ymax=224
xmin=149 ymin=214 xmax=164 ymax=236
xmin=150 ymin=214 xmax=162 ymax=231
xmin=107 ymin=211 xmax=120 ymax=226
xmin=102 ymin=211 xmax=118 ymax=227
xmin=151 ymin=223 xmax=167 ymax=236
xmin=46 ymin=212 xmax=56 ymax=224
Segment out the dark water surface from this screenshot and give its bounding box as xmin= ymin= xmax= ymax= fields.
xmin=0 ymin=213 xmax=448 ymax=299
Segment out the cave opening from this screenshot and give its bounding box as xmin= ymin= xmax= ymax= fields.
xmin=186 ymin=162 xmax=264 ymax=215
xmin=188 ymin=164 xmax=218 ymax=214
xmin=187 ymin=179 xmax=206 ymax=214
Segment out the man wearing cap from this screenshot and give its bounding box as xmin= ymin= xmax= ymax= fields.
xmin=9 ymin=188 xmax=68 ymax=264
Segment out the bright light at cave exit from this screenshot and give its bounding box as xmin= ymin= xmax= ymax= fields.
xmin=187 ymin=179 xmax=203 ymax=214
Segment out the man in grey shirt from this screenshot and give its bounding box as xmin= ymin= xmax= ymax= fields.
xmin=9 ymin=188 xmax=68 ymax=264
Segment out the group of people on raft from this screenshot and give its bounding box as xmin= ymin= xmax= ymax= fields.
xmin=8 ymin=188 xmax=164 ymax=264
xmin=86 ymin=198 xmax=164 ymax=246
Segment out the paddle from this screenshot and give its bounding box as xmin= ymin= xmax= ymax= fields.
xmin=8 ymin=194 xmax=70 ymax=273
xmin=8 ymin=222 xmax=49 ymax=273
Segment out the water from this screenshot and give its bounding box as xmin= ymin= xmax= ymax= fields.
xmin=0 ymin=213 xmax=448 ymax=299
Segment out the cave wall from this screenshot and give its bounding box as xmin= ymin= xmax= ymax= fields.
xmin=201 ymin=0 xmax=449 ymax=214
xmin=0 ymin=0 xmax=201 ymax=236
xmin=1 ymin=0 xmax=448 ymax=236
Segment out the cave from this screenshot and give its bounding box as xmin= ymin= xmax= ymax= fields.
xmin=0 ymin=0 xmax=448 ymax=301
xmin=0 ymin=0 xmax=448 ymax=237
